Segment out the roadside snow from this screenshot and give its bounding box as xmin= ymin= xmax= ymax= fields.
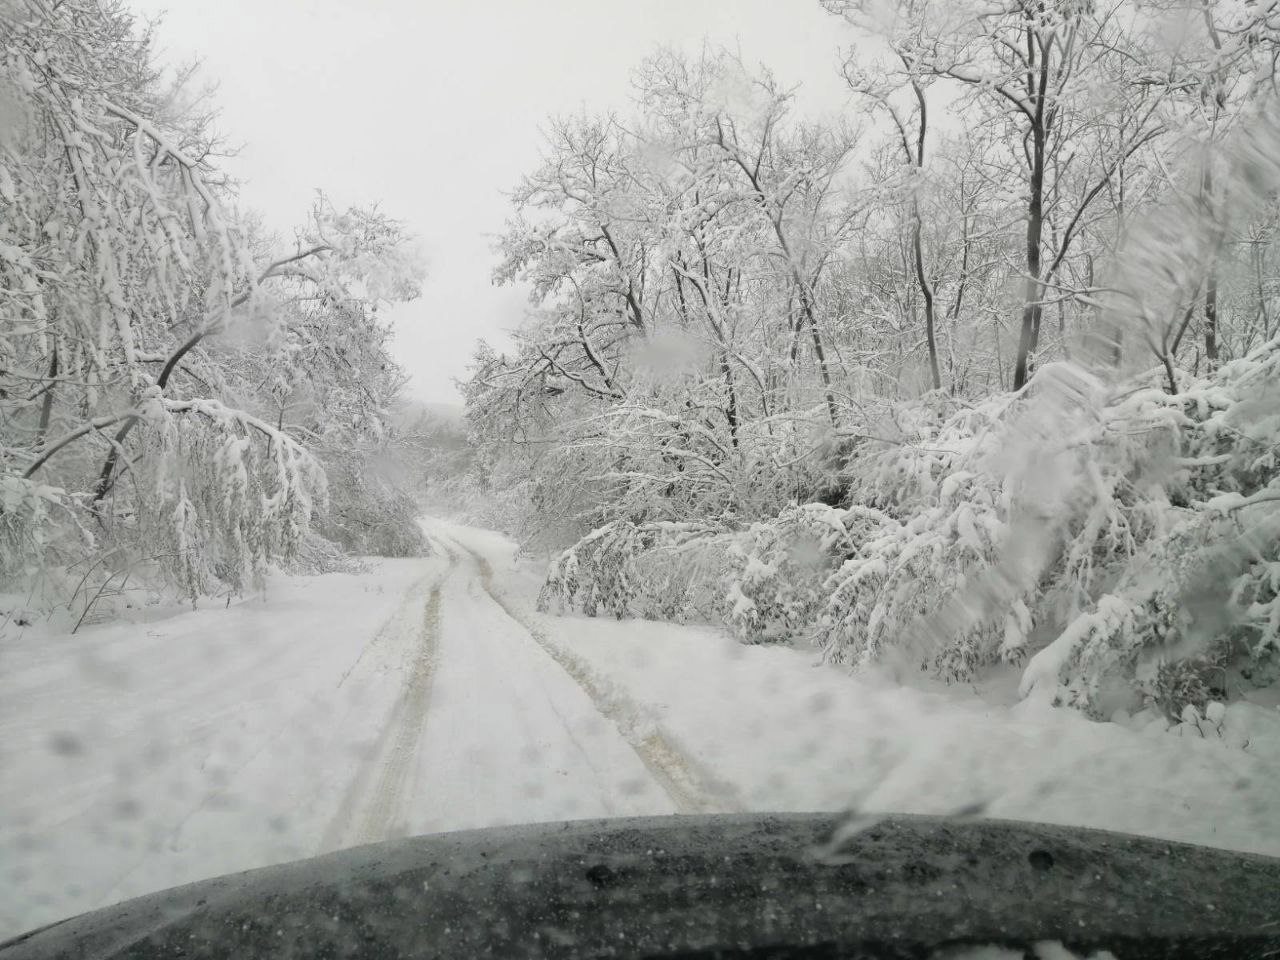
xmin=444 ymin=520 xmax=1280 ymax=860
xmin=0 ymin=558 xmax=438 ymax=938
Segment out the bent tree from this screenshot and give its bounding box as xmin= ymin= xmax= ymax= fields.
xmin=1 ymin=0 xmax=421 ymax=599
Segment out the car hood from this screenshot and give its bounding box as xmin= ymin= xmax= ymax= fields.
xmin=3 ymin=813 xmax=1278 ymax=958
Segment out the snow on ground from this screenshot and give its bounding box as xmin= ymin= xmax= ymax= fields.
xmin=0 ymin=523 xmax=671 ymax=939
xmin=440 ymin=519 xmax=1280 ymax=859
xmin=2 ymin=518 xmax=1279 ymax=941
xmin=0 ymin=557 xmax=436 ymax=936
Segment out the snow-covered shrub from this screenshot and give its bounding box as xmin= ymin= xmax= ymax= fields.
xmin=539 ymin=520 xmax=727 ymax=621
xmin=1019 ymin=341 xmax=1280 ymax=714
xmin=534 ymin=341 xmax=1280 ymax=716
xmin=819 ymin=473 xmax=1023 ymax=679
xmin=287 ymin=531 xmax=369 ymax=576
xmin=723 ymin=502 xmax=886 ymax=643
xmin=1153 ymin=656 xmax=1230 ymax=723
xmin=0 ymin=475 xmax=83 ymax=585
xmin=316 ymin=489 xmax=427 ymax=558
xmin=314 ymin=451 xmax=428 ymax=559
xmin=541 ymin=522 xmax=641 ymax=619
xmin=760 ymin=357 xmax=1246 ymax=701
xmin=816 ymin=367 xmax=1129 ymax=678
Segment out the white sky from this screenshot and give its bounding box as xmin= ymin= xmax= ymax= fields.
xmin=132 ymin=1 xmax=859 ymax=405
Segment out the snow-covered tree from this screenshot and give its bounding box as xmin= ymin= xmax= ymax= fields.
xmin=1 ymin=0 xmax=423 ymax=603
xmin=465 ymin=3 xmax=1280 ymax=720
xmin=825 ymin=0 xmax=1174 ymax=388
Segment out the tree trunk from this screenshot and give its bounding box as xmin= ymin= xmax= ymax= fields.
xmin=913 ymin=216 xmax=941 ymax=391
xmin=1013 ymin=128 xmax=1046 ymax=391
xmin=1202 ymin=168 xmax=1220 ymax=368
xmin=1205 ymin=269 xmax=1219 ymax=365
xmin=721 ymin=355 xmax=739 ymax=449
xmin=798 ymin=282 xmax=839 ymax=426
xmin=907 ymin=79 xmax=941 ymax=392
xmin=35 ymin=346 xmax=58 ymax=447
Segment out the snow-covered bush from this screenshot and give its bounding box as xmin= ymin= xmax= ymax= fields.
xmin=536 ymin=339 xmax=1280 ymax=717
xmin=1021 ymin=342 xmax=1280 ymax=714
xmin=723 ymin=503 xmax=886 ymax=643
xmin=539 ymin=520 xmax=728 ymax=621
xmin=286 ymin=531 xmax=369 ymax=577
xmin=315 ymin=454 xmax=428 ymax=559
xmin=1153 ymin=657 xmax=1231 ymax=724
xmin=0 ymin=475 xmax=84 ymax=586
xmin=810 ymin=368 xmax=1125 ymax=677
xmin=818 ymin=358 xmax=1255 ymax=700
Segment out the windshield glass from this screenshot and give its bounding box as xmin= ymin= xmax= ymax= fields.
xmin=2 ymin=0 xmax=1279 ymax=952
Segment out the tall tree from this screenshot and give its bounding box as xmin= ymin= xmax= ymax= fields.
xmin=1 ymin=0 xmax=422 ymax=598
xmin=824 ymin=0 xmax=1170 ymax=388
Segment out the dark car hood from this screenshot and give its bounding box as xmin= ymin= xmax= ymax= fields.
xmin=3 ymin=813 xmax=1278 ymax=958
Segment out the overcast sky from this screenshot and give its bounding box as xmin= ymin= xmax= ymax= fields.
xmin=131 ymin=1 xmax=859 ymax=406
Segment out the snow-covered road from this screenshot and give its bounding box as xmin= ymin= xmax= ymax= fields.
xmin=3 ymin=518 xmax=1280 ymax=940
xmin=319 ymin=524 xmax=696 ymax=854
xmin=0 ymin=520 xmax=706 ymax=938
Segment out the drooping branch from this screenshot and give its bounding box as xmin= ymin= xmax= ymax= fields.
xmin=89 ymin=244 xmax=332 ymax=505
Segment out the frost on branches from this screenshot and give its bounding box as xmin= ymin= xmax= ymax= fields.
xmin=133 ymin=393 xmax=325 ymax=596
xmin=537 ymin=315 xmax=1280 ymax=717
xmin=473 ymin=27 xmax=1280 ymax=717
xmin=0 ymin=0 xmax=423 ymax=607
xmin=1020 ymin=343 xmax=1280 ymax=716
xmin=539 ymin=519 xmax=727 ymax=623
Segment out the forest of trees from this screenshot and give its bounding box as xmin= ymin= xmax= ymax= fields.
xmin=6 ymin=0 xmax=1280 ymax=722
xmin=0 ymin=0 xmax=429 ymax=618
xmin=463 ymin=0 xmax=1280 ymax=718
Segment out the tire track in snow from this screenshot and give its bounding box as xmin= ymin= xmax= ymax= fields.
xmin=334 ymin=571 xmax=434 ymax=691
xmin=319 ymin=570 xmax=444 ymax=852
xmin=354 ymin=581 xmax=442 ymax=843
xmin=438 ymin=531 xmax=740 ymax=816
